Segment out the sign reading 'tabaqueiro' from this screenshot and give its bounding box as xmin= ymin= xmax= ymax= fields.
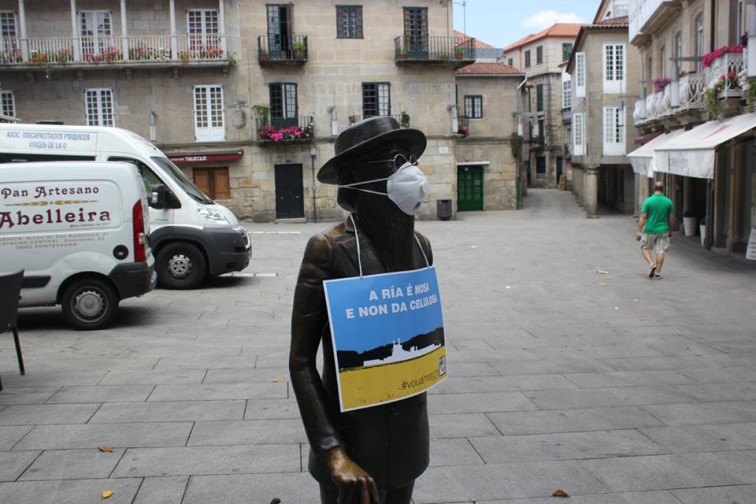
xmin=323 ymin=266 xmax=446 ymax=412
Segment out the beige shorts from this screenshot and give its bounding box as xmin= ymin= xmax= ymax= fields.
xmin=640 ymin=233 xmax=670 ymax=253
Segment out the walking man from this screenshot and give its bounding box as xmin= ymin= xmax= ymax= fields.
xmin=636 ymin=181 xmax=675 ymax=279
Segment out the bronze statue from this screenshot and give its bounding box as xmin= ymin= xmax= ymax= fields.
xmin=290 ymin=117 xmax=433 ymax=503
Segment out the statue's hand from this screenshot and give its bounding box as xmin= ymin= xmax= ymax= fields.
xmin=326 ymin=446 xmax=380 ymax=504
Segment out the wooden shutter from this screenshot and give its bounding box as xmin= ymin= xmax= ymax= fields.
xmin=213 ymin=168 xmax=230 ymax=200
xmin=194 ymin=168 xmax=211 ymax=196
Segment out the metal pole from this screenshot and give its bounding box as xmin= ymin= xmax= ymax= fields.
xmin=310 ymin=149 xmax=317 ymax=223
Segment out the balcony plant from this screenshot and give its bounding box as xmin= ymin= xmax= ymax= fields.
xmin=702 ymin=44 xmax=743 ymax=69
xmin=704 ymin=72 xmax=740 ymax=117
xmin=400 ymin=111 xmax=410 ymax=128
xmin=455 ymin=47 xmax=464 ymax=60
xmin=652 ymin=77 xmax=671 ymax=94
xmin=101 ymin=47 xmax=123 ymax=63
xmin=55 ymin=48 xmax=72 ymax=63
xmin=258 ymin=123 xmax=313 ymax=142
xmin=292 ymin=41 xmax=306 ymax=59
xmin=458 ymin=125 xmax=469 ymax=136
xmin=29 ymin=50 xmax=50 ymax=65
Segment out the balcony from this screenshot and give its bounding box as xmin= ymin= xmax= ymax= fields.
xmin=704 ymin=49 xmax=744 ymax=100
xmin=0 ymin=35 xmax=230 ymax=71
xmin=629 ymin=0 xmax=682 ymax=44
xmin=457 ymin=115 xmax=470 ymax=136
xmin=394 ymin=36 xmax=475 ymax=67
xmin=256 ymin=116 xmax=313 ymax=145
xmin=561 ymin=107 xmax=572 ymax=123
xmin=257 ymin=35 xmax=308 ymax=66
xmin=634 ymin=73 xmax=707 ymax=127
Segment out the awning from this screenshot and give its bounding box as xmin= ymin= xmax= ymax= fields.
xmin=168 ymin=149 xmax=243 ymax=164
xmin=627 ymin=129 xmax=685 ymax=178
xmin=633 ymin=131 xmax=662 ymax=145
xmin=654 ymin=112 xmax=756 ymax=179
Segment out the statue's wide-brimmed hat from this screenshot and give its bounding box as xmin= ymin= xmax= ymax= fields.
xmin=317 ymin=116 xmax=426 ymax=184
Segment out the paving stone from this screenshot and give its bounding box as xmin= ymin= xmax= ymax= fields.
xmin=19 ymin=448 xmax=124 ymax=480
xmin=412 ymin=461 xmax=611 ymax=502
xmin=673 ymin=382 xmax=756 ymax=402
xmin=89 ymin=400 xmax=245 ymax=423
xmin=563 ymin=370 xmax=697 ymax=388
xmin=153 ymin=357 xmax=259 ymax=370
xmin=14 ymin=422 xmax=192 ymax=450
xmin=0 ymin=387 xmax=59 ymax=405
xmin=430 ymin=413 xmax=501 ymax=438
xmin=133 ymin=476 xmax=188 ymax=504
xmin=640 ymin=422 xmax=756 ymax=452
xmin=488 ymin=358 xmax=615 ymax=375
xmin=429 ymin=438 xmax=484 ymax=466
xmin=98 ymin=370 xmax=206 ymax=385
xmin=0 ymin=450 xmax=40 ymax=481
xmin=0 ymin=425 xmax=32 ymax=449
xmin=203 ymin=368 xmax=291 ymax=384
xmin=0 ymin=372 xmax=106 ymax=387
xmin=182 ymin=473 xmax=320 ymax=504
xmin=113 ymin=444 xmax=299 ymax=477
xmin=187 ymin=419 xmax=307 ymax=445
xmin=524 ymin=386 xmax=698 ymax=410
xmin=487 ymin=406 xmax=664 ymax=435
xmin=641 ymin=401 xmax=756 ymax=426
xmin=244 ymin=398 xmax=302 ymax=419
xmin=47 ymin=385 xmax=154 ymax=403
xmin=148 ymin=383 xmax=286 ymax=401
xmin=470 ymin=430 xmax=666 ymax=463
xmin=0 ymin=404 xmax=99 ymax=425
xmin=430 ymin=374 xmax=578 ymax=394
xmin=671 ymin=484 xmax=756 ymax=504
xmin=0 ymin=478 xmax=141 ymax=504
xmin=479 ymin=490 xmax=683 ymax=503
xmin=428 ymin=392 xmax=537 ymax=414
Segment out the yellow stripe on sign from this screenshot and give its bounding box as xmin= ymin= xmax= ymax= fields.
xmin=338 ymin=346 xmax=447 ymax=411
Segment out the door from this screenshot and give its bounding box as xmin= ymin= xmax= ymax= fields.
xmin=403 ymin=7 xmax=427 ymax=57
xmin=275 ymin=164 xmax=304 ymax=219
xmin=536 ymin=156 xmax=546 ymax=180
xmin=267 ymin=4 xmax=292 ymax=57
xmin=193 ymin=167 xmax=230 ymax=200
xmin=79 ymin=11 xmax=112 ymax=58
xmin=187 ymin=10 xmax=220 ymax=54
xmin=556 ymin=156 xmax=563 ymax=183
xmin=457 ymin=165 xmax=484 ymax=211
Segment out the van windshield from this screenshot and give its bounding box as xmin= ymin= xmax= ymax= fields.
xmin=151 ymin=157 xmax=213 ymax=204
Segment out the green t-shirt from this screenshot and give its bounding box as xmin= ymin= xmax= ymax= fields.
xmin=642 ymin=193 xmax=675 ymax=234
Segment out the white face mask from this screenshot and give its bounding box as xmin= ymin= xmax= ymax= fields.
xmin=339 ymin=155 xmax=430 ymax=215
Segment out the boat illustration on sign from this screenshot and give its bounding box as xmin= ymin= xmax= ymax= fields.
xmin=363 ymin=339 xmax=441 ymax=367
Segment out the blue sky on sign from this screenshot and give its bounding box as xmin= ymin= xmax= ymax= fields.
xmin=453 ymin=1 xmax=601 ymax=49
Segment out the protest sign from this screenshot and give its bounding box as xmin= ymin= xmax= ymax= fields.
xmin=323 ymin=266 xmax=446 ymax=412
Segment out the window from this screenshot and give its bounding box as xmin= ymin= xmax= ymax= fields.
xmin=562 ymin=79 xmax=571 ymax=109
xmin=603 ymin=107 xmax=625 ymax=156
xmin=193 ymin=85 xmax=225 ymax=141
xmin=603 ymin=44 xmax=625 ymax=94
xmin=507 ymin=57 xmax=513 ymax=67
xmin=464 ymin=95 xmax=482 ymax=118
xmin=267 ymin=4 xmax=293 ymax=55
xmin=659 ymin=45 xmax=666 ymax=78
xmin=403 ymin=7 xmax=428 ymax=52
xmin=524 ymin=50 xmax=531 ymax=68
xmin=562 ymin=42 xmax=573 ymax=62
xmin=85 ymin=88 xmax=114 ymax=126
xmin=536 ymin=45 xmax=543 ymax=64
xmin=1 ymin=90 xmax=15 ymax=118
xmin=79 ymin=11 xmax=112 ymax=57
xmin=536 ymin=84 xmax=544 ymax=112
xmin=194 ymin=167 xmax=230 ymax=200
xmin=269 ymin=82 xmax=298 ymax=128
xmin=695 ymin=14 xmax=703 ymax=73
xmin=362 ymin=82 xmax=390 ymax=117
xmin=575 ymin=52 xmax=586 ymax=98
xmin=573 ymin=113 xmax=584 ymax=156
xmin=674 ymin=33 xmax=682 ymax=77
xmin=188 ymin=9 xmax=220 ymax=49
xmin=336 ymin=5 xmax=363 ymax=39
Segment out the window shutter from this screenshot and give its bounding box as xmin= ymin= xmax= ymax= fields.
xmin=575 ymin=52 xmax=586 ymax=98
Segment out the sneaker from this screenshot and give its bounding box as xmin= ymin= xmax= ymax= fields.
xmin=653 ymin=273 xmax=663 ymax=280
xmin=648 ymin=264 xmax=657 ymax=278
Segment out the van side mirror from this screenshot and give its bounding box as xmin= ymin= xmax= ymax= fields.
xmin=150 ymin=185 xmax=176 ymax=209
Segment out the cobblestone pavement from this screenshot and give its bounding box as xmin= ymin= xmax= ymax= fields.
xmin=1 ymin=189 xmax=756 ymax=503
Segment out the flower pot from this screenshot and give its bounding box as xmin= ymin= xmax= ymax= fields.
xmin=683 ymin=216 xmax=697 ymax=237
xmin=700 ymin=224 xmax=706 ymax=246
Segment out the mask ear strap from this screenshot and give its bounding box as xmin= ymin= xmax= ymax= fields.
xmin=349 ymin=213 xmax=364 ymax=278
xmin=414 ymin=234 xmax=430 ymax=268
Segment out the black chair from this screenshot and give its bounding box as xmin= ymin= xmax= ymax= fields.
xmin=0 ymin=269 xmax=25 ymax=390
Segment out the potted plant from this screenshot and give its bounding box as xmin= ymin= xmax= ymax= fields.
xmin=259 ymin=48 xmax=269 ymax=61
xmin=454 ymin=47 xmax=464 ymax=60
xmin=683 ymin=210 xmax=697 ymax=237
xmin=397 ymin=47 xmax=407 ymax=60
xmin=400 ymin=111 xmax=410 ymax=128
xmin=292 ymin=41 xmax=306 ymax=59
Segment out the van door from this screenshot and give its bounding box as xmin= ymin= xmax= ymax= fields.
xmin=108 ymin=156 xmax=173 ymax=226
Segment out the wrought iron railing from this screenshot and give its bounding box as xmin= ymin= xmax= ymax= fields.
xmin=704 ymin=52 xmax=744 ymax=99
xmin=0 ymin=34 xmax=228 ymax=65
xmin=257 ymin=35 xmax=308 ymax=63
xmin=394 ymin=35 xmax=475 ymax=63
xmin=457 ymin=115 xmax=470 ymax=135
xmin=256 ymin=115 xmax=313 ymax=143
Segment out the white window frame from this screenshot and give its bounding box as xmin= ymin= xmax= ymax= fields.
xmin=193 ymin=84 xmax=225 ymax=142
xmin=562 ymin=78 xmax=572 ymax=109
xmin=573 ymin=112 xmax=584 ymax=156
xmin=1 ymin=89 xmax=15 ymax=118
xmin=603 ymin=106 xmax=625 ymax=156
xmin=603 ymin=43 xmax=625 ymax=94
xmin=0 ymin=11 xmax=17 ymax=38
xmin=79 ymin=10 xmax=112 ymax=57
xmin=85 ymin=88 xmax=115 ymax=126
xmin=187 ymin=9 xmax=220 ymax=48
xmin=575 ymin=52 xmax=586 ymax=98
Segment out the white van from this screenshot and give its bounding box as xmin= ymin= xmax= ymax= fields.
xmin=0 ymin=124 xmax=251 ymax=289
xmin=0 ymin=161 xmax=157 ymax=330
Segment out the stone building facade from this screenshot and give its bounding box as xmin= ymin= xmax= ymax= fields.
xmin=502 ymin=23 xmax=581 ymax=189
xmin=0 ymin=0 xmax=477 ymax=222
xmin=566 ymin=0 xmax=642 ymax=216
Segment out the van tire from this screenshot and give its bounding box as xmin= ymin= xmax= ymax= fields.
xmin=156 ymin=242 xmax=206 ymax=289
xmin=62 ymin=279 xmax=120 ymax=330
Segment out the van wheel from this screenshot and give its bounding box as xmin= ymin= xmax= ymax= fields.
xmin=62 ymin=279 xmax=119 ymax=330
xmin=156 ymin=243 xmax=206 ymax=289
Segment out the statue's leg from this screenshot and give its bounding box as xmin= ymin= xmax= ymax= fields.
xmin=385 ymin=481 xmax=414 ymax=504
xmin=319 ymin=483 xmax=338 ymax=504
